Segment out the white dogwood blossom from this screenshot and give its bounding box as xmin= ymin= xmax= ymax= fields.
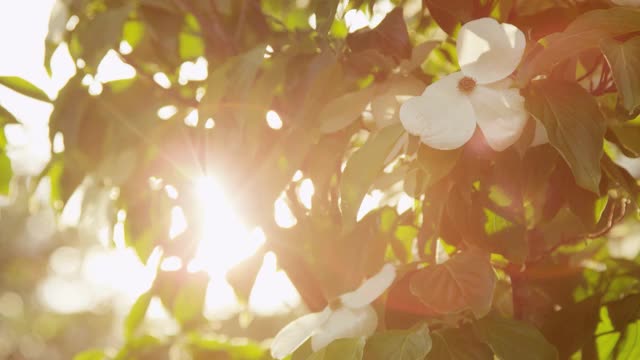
xmin=270 ymin=264 xmax=396 ymax=359
xmin=399 ymin=18 xmax=528 ymax=151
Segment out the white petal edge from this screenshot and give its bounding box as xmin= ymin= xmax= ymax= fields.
xmin=270 ymin=307 xmax=332 ymax=359
xmin=399 ymin=72 xmax=476 ymax=150
xmin=435 ymin=239 xmax=450 ymax=264
xmin=340 ymin=263 xmax=396 ymax=309
xmin=457 ymin=18 xmax=526 ymax=85
xmin=531 ymin=118 xmax=549 ymax=147
xmin=469 ymin=86 xmax=528 ymax=152
xmin=310 ymin=306 xmax=378 ymax=352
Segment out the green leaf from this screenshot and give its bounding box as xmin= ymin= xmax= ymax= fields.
xmin=611 ymin=123 xmax=640 ymax=157
xmin=0 ymin=152 xmax=12 ymax=196
xmin=172 ymin=273 xmax=208 ymax=325
xmin=364 ymin=324 xmax=432 ymax=360
xmin=527 ymin=80 xmax=605 ymax=193
xmin=410 ymin=249 xmax=496 ymax=318
xmin=423 ymin=0 xmax=473 ymax=34
xmin=123 ymin=20 xmax=145 ymax=49
xmin=200 ymin=46 xmax=264 ymax=116
xmin=542 ymin=296 xmax=600 ymax=359
xmin=0 ymin=76 xmax=49 ymax=102
xmin=590 ymin=306 xmax=620 ymax=360
xmin=78 ymin=5 xmax=132 ymax=68
xmin=179 ymin=32 xmax=204 ymax=60
xmin=596 ymin=296 xmax=640 ymax=359
xmin=537 ymin=207 xmax=586 ymax=252
xmin=567 ymin=184 xmax=608 ymax=231
xmin=123 ymin=291 xmax=152 ymax=340
xmin=340 ymin=124 xmax=405 ymax=229
xmin=315 ymin=0 xmax=340 ymax=35
xmin=566 ymin=7 xmax=640 ymax=35
xmin=72 ymin=349 xmax=106 ymax=360
xmin=347 ymin=8 xmax=411 ymax=60
xmin=319 ymin=85 xmax=376 ymax=133
xmin=199 ymin=61 xmax=234 ymax=116
xmin=400 ymin=41 xmax=439 ymax=72
xmin=0 ymin=105 xmax=18 ymax=125
xmin=614 ymin=322 xmax=640 ymax=359
xmin=483 ymin=209 xmax=528 ymax=264
xmin=413 ymin=180 xmax=453 ymax=255
xmin=187 ymin=333 xmax=266 ymax=359
xmin=607 ymin=293 xmax=640 ymax=330
xmin=601 ymin=155 xmax=640 ymax=202
xmin=307 ymin=338 xmax=365 ymax=360
xmin=601 ymin=36 xmax=640 ymax=113
xmin=416 ymin=146 xmax=461 ymax=190
xmin=227 ymin=46 xmax=265 ymax=100
xmin=518 ymin=7 xmax=640 ymax=83
xmin=426 ymin=326 xmax=494 ymax=360
xmin=473 ymin=314 xmax=558 ymax=360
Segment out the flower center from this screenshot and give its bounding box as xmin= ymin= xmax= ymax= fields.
xmin=328 ymin=297 xmax=343 ymax=310
xmin=457 ymin=76 xmax=477 ymax=94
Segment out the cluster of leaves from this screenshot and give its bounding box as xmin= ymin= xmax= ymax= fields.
xmin=2 ymin=0 xmax=640 ymax=359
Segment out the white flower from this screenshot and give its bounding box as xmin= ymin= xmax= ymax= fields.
xmin=269 ymin=264 xmax=396 ymax=359
xmin=399 ymin=18 xmax=528 ymax=151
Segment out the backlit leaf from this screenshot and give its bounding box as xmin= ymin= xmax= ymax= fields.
xmin=426 ymin=326 xmax=494 ymax=360
xmin=601 ymin=36 xmax=640 ymax=113
xmin=527 ymin=80 xmax=605 ymax=193
xmin=0 ymin=152 xmax=12 ymax=196
xmin=319 ymin=85 xmax=376 ymax=134
xmin=518 ymin=7 xmax=640 ymax=83
xmin=340 ymin=124 xmax=405 ymax=230
xmin=123 ymin=291 xmax=152 ymax=340
xmin=307 ymin=337 xmax=365 ymax=360
xmin=0 ymin=105 xmax=18 ymax=125
xmin=364 ymin=324 xmax=432 ymax=360
xmin=0 ymin=76 xmax=49 ymax=102
xmin=473 ymin=313 xmax=558 ymax=360
xmin=78 ymin=5 xmax=132 ymax=68
xmin=410 ymin=249 xmax=496 ymax=318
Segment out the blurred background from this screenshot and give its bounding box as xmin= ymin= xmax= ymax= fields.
xmin=0 ymin=1 xmax=398 ymax=359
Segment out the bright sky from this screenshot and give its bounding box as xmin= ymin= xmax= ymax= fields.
xmin=0 ymin=1 xmax=302 ymax=327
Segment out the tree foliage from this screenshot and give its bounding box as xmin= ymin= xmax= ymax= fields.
xmin=2 ymin=0 xmax=640 ymax=359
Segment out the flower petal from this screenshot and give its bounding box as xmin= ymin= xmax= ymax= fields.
xmin=399 ymin=72 xmax=476 ymax=150
xmin=340 ymin=263 xmax=396 ymax=309
xmin=469 ymin=86 xmax=528 ymax=152
xmin=270 ymin=308 xmax=332 ymax=359
xmin=531 ymin=118 xmax=549 ymax=147
xmin=457 ymin=18 xmax=526 ymax=84
xmin=310 ymin=306 xmax=378 ymax=352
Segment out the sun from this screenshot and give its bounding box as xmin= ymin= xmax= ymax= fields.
xmin=185 ymin=175 xmax=301 ymax=317
xmin=187 ymin=175 xmax=265 ymax=278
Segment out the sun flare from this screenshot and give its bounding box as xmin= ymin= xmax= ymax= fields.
xmin=185 ymin=175 xmax=300 ymax=317
xmin=187 ymin=175 xmax=265 ymax=277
